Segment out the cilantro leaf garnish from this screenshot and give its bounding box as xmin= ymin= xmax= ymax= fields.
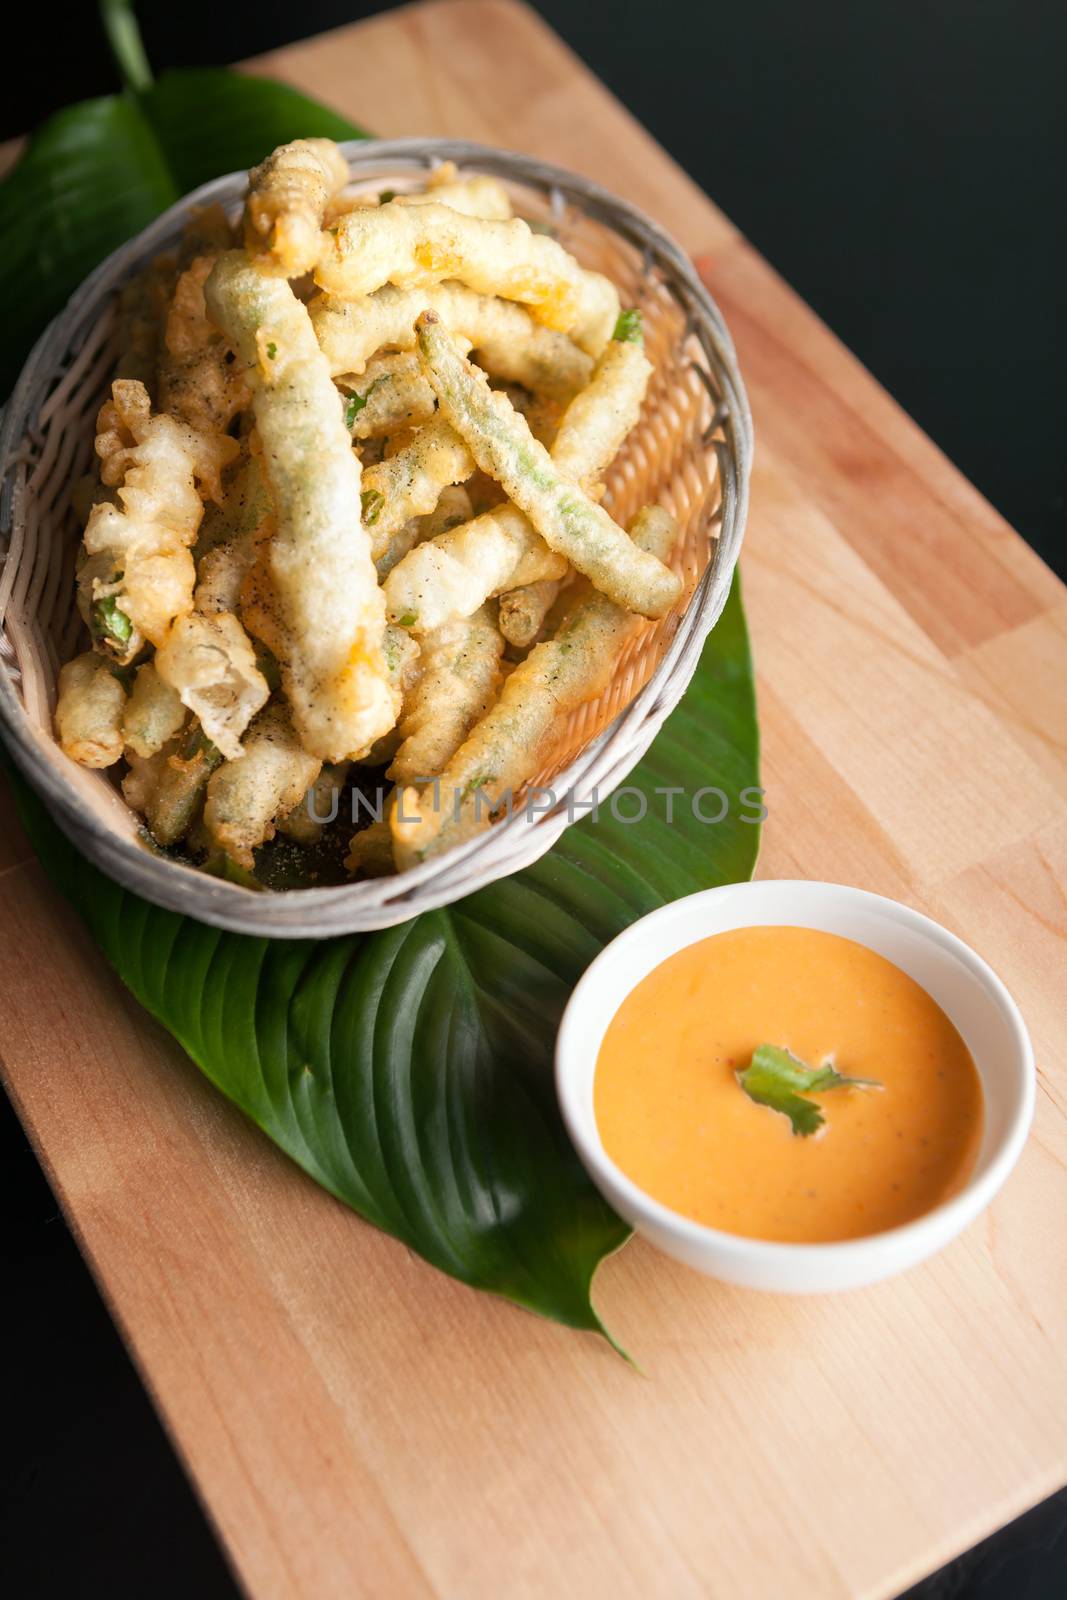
xmin=344 ymin=391 xmax=368 ymax=429
xmin=613 ymin=308 xmax=643 ymax=344
xmin=736 ymin=1043 xmax=882 ymax=1137
xmin=91 ymin=594 xmax=132 ymax=646
xmin=360 ymin=487 xmax=384 ymax=525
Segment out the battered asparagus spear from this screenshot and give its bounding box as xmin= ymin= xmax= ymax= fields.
xmin=392 ymin=506 xmax=678 ymax=867
xmin=412 ymin=312 xmax=677 ymax=618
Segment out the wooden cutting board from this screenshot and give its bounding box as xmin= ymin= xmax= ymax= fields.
xmin=3 ymin=3 xmax=1066 ymax=1596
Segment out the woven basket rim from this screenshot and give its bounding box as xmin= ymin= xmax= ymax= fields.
xmin=0 ymin=137 xmax=752 ymax=937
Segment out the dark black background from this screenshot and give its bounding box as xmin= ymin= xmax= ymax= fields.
xmin=3 ymin=3 xmax=1065 ymax=1595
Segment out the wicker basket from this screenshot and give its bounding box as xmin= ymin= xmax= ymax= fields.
xmin=0 ymin=139 xmax=752 ymax=938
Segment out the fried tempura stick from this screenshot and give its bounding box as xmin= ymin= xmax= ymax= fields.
xmin=123 ymin=722 xmax=223 ymax=846
xmin=547 ymin=332 xmax=652 ymax=492
xmin=370 ymin=481 xmax=473 ymax=584
xmin=154 ymin=611 xmax=270 ymax=760
xmin=80 ymin=380 xmax=237 ymax=659
xmin=339 ymin=351 xmax=437 ymax=439
xmin=277 ymin=763 xmax=349 ymax=844
xmin=205 ymin=252 xmax=398 ymax=761
xmin=310 ymin=283 xmax=592 ymax=397
xmin=121 ymin=663 xmax=186 ymax=758
xmin=384 ymin=317 xmax=655 ymax=632
xmin=55 ymin=653 xmax=127 ymax=767
xmin=357 ymin=622 xmax=422 ymax=766
xmin=420 ymin=483 xmax=474 ymax=538
xmin=395 ymin=161 xmax=513 ymax=221
xmin=314 ymin=200 xmax=618 ymax=353
xmin=121 ymin=747 xmax=170 ymax=818
xmin=387 ymin=606 xmax=505 ymax=789
xmin=496 ymin=577 xmax=563 ymax=650
xmin=413 ymin=313 xmax=677 ymax=617
xmin=496 ymin=322 xmax=652 ymax=644
xmin=204 ymin=702 xmax=321 ymax=868
xmin=344 ymin=818 xmax=396 ymax=878
xmin=384 ymin=502 xmax=564 ymax=633
xmin=391 ymin=507 xmax=677 ymax=867
xmin=244 ymin=138 xmax=350 ymax=277
xmin=360 ymin=417 xmax=475 ymax=560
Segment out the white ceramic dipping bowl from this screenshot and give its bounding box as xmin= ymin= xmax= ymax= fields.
xmin=556 ymin=880 xmax=1034 ymax=1292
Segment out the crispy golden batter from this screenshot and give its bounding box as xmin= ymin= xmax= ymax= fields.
xmin=497 ymin=576 xmax=563 ymax=649
xmin=340 ymin=350 xmax=437 ymax=439
xmin=358 ymin=623 xmax=421 ymax=766
xmin=121 ymin=663 xmax=186 ymax=758
xmin=496 ymin=334 xmax=651 ymax=643
xmin=311 ymin=282 xmax=592 ymax=398
xmin=194 ymin=455 xmax=273 ymax=615
xmin=344 ymin=817 xmax=396 ymax=878
xmin=55 ymin=653 xmax=127 ymax=767
xmin=360 ymin=417 xmax=475 ymax=561
xmin=388 ymin=605 xmax=505 ymax=789
xmin=396 ymin=161 xmax=513 ymax=221
xmin=244 ymin=138 xmax=350 ymax=276
xmin=121 ymin=746 xmax=170 ymax=816
xmin=277 ymin=763 xmax=349 ymax=843
xmin=80 ymin=379 xmax=237 ymax=656
xmin=369 ymin=482 xmax=476 ymax=585
xmin=125 ymin=722 xmax=224 ymax=846
xmin=154 ymin=611 xmax=270 ymax=760
xmin=204 ymin=701 xmax=321 ymax=868
xmin=237 ymin=538 xmax=287 ymax=661
xmin=548 ymin=337 xmax=651 ymax=494
xmin=384 ymin=502 xmax=566 ymax=634
xmin=420 ymin=483 xmax=474 ymax=538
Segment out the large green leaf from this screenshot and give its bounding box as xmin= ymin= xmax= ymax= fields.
xmin=141 ymin=70 xmax=363 ymax=196
xmin=11 ymin=576 xmax=759 ymax=1339
xmin=0 ymin=72 xmax=365 ymax=394
xmin=0 ymin=95 xmax=178 ymax=393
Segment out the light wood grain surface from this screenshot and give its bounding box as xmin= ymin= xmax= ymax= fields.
xmin=3 ymin=3 xmax=1066 ymax=1596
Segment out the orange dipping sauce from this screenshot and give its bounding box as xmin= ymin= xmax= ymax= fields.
xmin=594 ymin=926 xmax=984 ymax=1243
